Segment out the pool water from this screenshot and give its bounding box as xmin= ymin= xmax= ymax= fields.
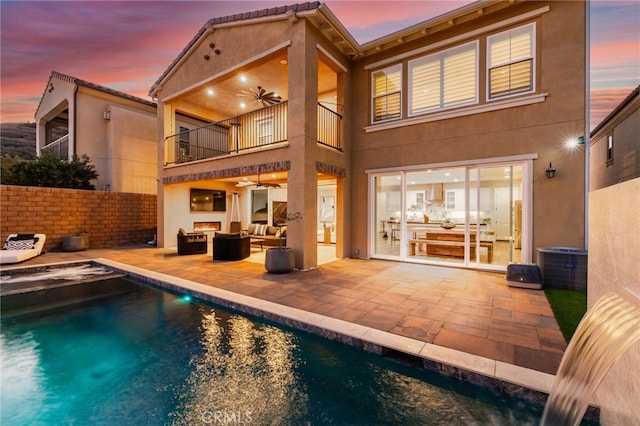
xmin=1 ymin=278 xmax=543 ymax=425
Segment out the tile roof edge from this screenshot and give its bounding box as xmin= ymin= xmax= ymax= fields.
xmin=50 ymin=71 xmax=156 ymax=109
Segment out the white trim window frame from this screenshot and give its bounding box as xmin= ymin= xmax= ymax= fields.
xmin=487 ymin=22 xmax=536 ymax=100
xmin=409 ymin=40 xmax=478 ymax=115
xmin=256 ymin=116 xmax=274 ymax=145
xmin=371 ymin=64 xmax=402 ymax=123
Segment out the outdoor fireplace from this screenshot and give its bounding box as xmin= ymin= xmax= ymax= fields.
xmin=193 ymin=222 xmax=221 ymax=232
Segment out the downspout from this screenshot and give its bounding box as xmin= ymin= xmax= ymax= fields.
xmin=72 ymin=84 xmax=79 ymax=158
xmin=584 ymin=0 xmax=591 ymax=250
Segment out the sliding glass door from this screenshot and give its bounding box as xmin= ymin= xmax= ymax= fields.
xmin=371 ymin=161 xmax=526 ymax=269
xmin=373 ymin=174 xmax=402 ymax=258
xmin=469 ymin=165 xmax=523 ymax=267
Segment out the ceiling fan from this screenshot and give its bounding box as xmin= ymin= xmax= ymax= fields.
xmin=237 ymin=86 xmax=282 ymax=107
xmin=235 ymin=174 xmax=281 ymax=188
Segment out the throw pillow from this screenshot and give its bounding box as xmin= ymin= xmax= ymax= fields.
xmin=247 ymin=224 xmax=257 ymax=235
xmin=3 ymin=239 xmax=35 ymax=250
xmin=255 ymin=224 xmax=267 ymax=236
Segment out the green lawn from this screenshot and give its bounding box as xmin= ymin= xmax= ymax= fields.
xmin=544 ymin=288 xmax=588 ymax=342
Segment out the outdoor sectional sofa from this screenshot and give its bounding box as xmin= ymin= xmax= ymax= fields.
xmin=0 ymin=233 xmax=47 ymax=264
xmin=246 ymin=223 xmax=286 ymax=247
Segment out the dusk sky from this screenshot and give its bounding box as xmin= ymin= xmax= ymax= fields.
xmin=1 ymin=1 xmax=638 ymax=130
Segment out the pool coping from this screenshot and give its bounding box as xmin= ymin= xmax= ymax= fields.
xmin=91 ymin=259 xmax=560 ymax=404
xmin=1 ymin=258 xmax=601 ymax=414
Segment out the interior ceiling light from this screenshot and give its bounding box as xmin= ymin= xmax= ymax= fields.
xmin=235 ymin=174 xmax=280 ymax=188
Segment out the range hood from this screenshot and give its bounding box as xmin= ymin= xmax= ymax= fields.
xmin=426 ymin=183 xmax=443 ymax=201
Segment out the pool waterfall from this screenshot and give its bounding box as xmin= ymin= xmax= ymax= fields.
xmin=541 ymin=290 xmax=640 ymax=425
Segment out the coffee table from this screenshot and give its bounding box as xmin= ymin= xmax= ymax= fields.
xmin=250 ymin=237 xmax=266 ymax=251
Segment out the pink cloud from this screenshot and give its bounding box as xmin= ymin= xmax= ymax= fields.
xmin=1 ymin=0 xmax=638 ymax=127
xmin=326 ymin=1 xmax=474 ymax=42
xmin=589 ymin=86 xmax=637 ymax=131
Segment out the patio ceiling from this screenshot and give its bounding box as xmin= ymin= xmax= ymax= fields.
xmin=177 ymin=51 xmax=338 ymax=120
xmin=217 ymin=171 xmax=337 ymax=188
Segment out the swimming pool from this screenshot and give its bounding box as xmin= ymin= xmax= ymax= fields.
xmin=1 ymin=275 xmax=546 ymax=425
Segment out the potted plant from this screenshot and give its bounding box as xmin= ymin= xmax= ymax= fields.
xmin=440 ymin=218 xmax=456 ymax=229
xmin=62 ymin=230 xmax=90 ymax=251
xmin=264 ymin=212 xmax=301 ymax=274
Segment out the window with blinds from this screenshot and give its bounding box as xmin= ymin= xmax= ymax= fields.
xmin=409 ymin=41 xmax=478 ymax=115
xmin=488 ymin=23 xmax=535 ymax=99
xmin=372 ymin=64 xmax=402 ymax=122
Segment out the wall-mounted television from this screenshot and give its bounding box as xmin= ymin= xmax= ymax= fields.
xmin=190 ymin=188 xmax=226 ymax=212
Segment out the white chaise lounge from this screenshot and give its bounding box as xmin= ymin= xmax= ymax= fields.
xmin=0 ymin=234 xmax=47 ymax=264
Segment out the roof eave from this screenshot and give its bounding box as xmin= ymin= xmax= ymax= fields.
xmin=357 ymin=0 xmax=517 ymax=57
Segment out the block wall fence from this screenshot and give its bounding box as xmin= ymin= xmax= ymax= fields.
xmin=1 ymin=185 xmax=157 ymax=251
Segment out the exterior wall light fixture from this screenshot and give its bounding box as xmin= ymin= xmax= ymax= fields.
xmin=545 ymin=162 xmax=556 ymax=178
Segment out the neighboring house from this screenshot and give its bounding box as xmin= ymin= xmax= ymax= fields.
xmin=34 ymin=71 xmax=159 ymax=194
xmin=150 ymin=0 xmax=587 ymax=272
xmin=589 ymin=85 xmax=640 ymax=191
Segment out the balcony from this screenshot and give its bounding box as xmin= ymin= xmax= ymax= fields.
xmin=166 ymin=101 xmax=342 ymax=165
xmin=40 ymin=134 xmax=69 ymax=159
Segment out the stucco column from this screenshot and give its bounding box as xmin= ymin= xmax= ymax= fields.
xmin=287 ymin=22 xmax=318 ymax=270
xmin=335 ymin=69 xmax=350 ymax=259
xmin=156 ymin=101 xmax=174 ymax=248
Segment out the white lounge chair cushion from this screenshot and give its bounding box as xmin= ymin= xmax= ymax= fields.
xmin=3 ymin=239 xmax=36 ymax=250
xmin=0 ymin=234 xmax=46 ymax=264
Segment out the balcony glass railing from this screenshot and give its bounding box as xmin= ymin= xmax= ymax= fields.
xmin=40 ymin=134 xmax=69 ymax=159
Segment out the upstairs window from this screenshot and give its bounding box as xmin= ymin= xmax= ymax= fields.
xmin=488 ymin=23 xmax=535 ymax=99
xmin=409 ymin=41 xmax=478 ymax=115
xmin=606 ymin=134 xmax=614 ymax=165
xmin=372 ymin=64 xmax=402 ymax=122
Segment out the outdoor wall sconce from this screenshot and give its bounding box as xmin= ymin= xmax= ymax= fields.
xmin=545 ymin=163 xmax=557 ymax=178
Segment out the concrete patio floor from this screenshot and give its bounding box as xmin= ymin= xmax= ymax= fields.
xmin=2 ymin=245 xmax=566 ymax=379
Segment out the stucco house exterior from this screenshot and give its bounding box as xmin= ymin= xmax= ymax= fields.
xmin=34 ymin=71 xmax=159 ymax=194
xmin=589 ymin=85 xmax=640 ymax=191
xmin=150 ymin=0 xmax=587 ymax=272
